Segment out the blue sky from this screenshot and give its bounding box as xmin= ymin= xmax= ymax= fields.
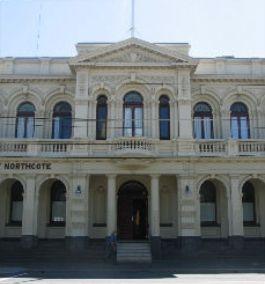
xmin=0 ymin=0 xmax=264 ymax=58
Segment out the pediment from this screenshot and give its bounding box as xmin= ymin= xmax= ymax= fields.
xmin=70 ymin=38 xmax=196 ymax=67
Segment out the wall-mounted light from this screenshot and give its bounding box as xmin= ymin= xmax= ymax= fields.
xmin=185 ymin=185 xmax=190 ymax=194
xmin=75 ymin=185 xmax=82 ymax=195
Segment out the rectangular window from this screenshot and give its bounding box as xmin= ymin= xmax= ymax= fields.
xmin=243 ymin=202 xmax=255 ymax=222
xmin=124 ymin=107 xmax=132 ymax=137
xmin=53 ymin=117 xmax=60 ymax=139
xmin=134 ymin=107 xmax=143 ymax=137
xmin=240 ymin=117 xmax=249 ymax=139
xmin=16 ymin=117 xmax=25 ymax=138
xmin=51 ymin=201 xmax=66 ymax=223
xmin=200 ymin=202 xmax=216 ymax=223
xmin=193 ymin=118 xmax=202 ymax=139
xmin=231 ymin=117 xmax=239 ymax=139
xmin=203 ymin=117 xmax=213 ymax=139
xmin=11 ymin=201 xmax=23 ymax=222
xmin=26 ymin=117 xmax=34 ymax=138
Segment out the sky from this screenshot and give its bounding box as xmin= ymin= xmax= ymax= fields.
xmin=0 ymin=0 xmax=264 ymax=58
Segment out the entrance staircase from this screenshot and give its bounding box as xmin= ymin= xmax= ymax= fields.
xmin=116 ymin=241 xmax=152 ymax=263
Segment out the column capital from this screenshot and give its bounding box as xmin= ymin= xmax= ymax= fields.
xmin=72 ymin=173 xmax=90 ymax=179
xmin=106 ymin=174 xmax=117 ymax=179
xmin=150 ymin=174 xmax=160 ymax=179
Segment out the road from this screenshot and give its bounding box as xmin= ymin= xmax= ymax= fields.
xmin=1 ymin=270 xmax=265 ymax=284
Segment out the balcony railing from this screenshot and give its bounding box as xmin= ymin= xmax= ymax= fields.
xmin=195 ymin=140 xmax=227 ymax=155
xmin=111 ymin=137 xmax=155 ymax=155
xmin=0 ymin=138 xmax=264 ymax=157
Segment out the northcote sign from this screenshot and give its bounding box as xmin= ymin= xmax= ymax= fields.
xmin=0 ymin=162 xmax=52 ymax=170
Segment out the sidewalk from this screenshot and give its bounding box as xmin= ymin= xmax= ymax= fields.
xmin=1 ymin=255 xmax=265 ymax=277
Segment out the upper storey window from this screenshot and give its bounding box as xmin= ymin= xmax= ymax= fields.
xmin=52 ymin=102 xmax=72 ymax=139
xmin=159 ymin=95 xmax=170 ymax=140
xmin=16 ymin=102 xmax=35 ymax=138
xmin=193 ymin=102 xmax=213 ymax=139
xmin=123 ymin=92 xmax=143 ymax=137
xmin=96 ymin=95 xmax=108 ymax=140
xmin=230 ymin=102 xmax=250 ymax=139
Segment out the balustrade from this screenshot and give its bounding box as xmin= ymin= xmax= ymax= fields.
xmin=0 ymin=138 xmax=264 ymax=157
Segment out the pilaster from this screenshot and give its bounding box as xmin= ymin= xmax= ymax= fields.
xmin=66 ymin=174 xmax=90 ymax=250
xmin=74 ymin=70 xmax=89 ymax=138
xmin=177 ymin=69 xmax=193 ymax=140
xmin=177 ymin=175 xmax=201 ymax=252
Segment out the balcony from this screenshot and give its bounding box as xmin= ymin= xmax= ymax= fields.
xmin=111 ymin=137 xmax=156 ymax=156
xmin=0 ymin=138 xmax=265 ymax=158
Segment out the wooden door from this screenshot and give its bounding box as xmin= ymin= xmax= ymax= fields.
xmin=117 ymin=197 xmax=133 ymax=239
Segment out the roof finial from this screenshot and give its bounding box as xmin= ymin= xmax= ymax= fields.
xmin=130 ymin=0 xmax=135 ymax=38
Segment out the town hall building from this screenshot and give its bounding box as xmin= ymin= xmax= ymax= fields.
xmin=0 ymin=38 xmax=265 ymax=260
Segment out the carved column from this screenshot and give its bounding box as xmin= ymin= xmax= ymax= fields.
xmin=106 ymin=174 xmax=117 ymax=236
xmin=228 ymin=175 xmax=244 ymax=249
xmin=150 ymin=174 xmax=161 ymax=257
xmin=22 ymin=175 xmax=38 ymax=248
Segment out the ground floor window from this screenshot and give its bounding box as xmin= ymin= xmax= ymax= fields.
xmin=10 ymin=181 xmax=23 ymax=224
xmin=50 ymin=181 xmax=66 ymax=225
xmin=200 ymin=181 xmax=217 ymax=225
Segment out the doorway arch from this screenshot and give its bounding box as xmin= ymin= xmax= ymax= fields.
xmin=117 ymin=181 xmax=148 ymax=240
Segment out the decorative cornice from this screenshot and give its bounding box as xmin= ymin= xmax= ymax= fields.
xmin=0 ymin=75 xmax=75 ymax=83
xmin=192 ymin=74 xmax=265 ymax=83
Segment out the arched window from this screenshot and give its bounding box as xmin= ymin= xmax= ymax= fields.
xmin=52 ymin=102 xmax=72 ymax=139
xmin=230 ymin=102 xmax=250 ymax=139
xmin=96 ymin=95 xmax=108 ymax=140
xmin=159 ymin=95 xmax=170 ymax=140
xmin=10 ymin=181 xmax=23 ymax=224
xmin=50 ymin=181 xmax=66 ymax=225
xmin=123 ymin=92 xmax=143 ymax=137
xmin=16 ymin=102 xmax=35 ymax=138
xmin=193 ymin=102 xmax=213 ymax=139
xmin=200 ymin=181 xmax=217 ymax=225
xmin=242 ymin=181 xmax=256 ymax=225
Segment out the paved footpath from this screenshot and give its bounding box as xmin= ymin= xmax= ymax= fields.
xmin=1 ymin=257 xmax=265 ymax=283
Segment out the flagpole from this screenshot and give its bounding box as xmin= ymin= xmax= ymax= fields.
xmin=131 ymin=0 xmax=135 ymax=37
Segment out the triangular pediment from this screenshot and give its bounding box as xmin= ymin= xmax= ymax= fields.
xmin=70 ymin=38 xmax=196 ymax=67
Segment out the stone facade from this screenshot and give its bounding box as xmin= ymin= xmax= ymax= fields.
xmin=0 ymin=38 xmax=265 ymax=254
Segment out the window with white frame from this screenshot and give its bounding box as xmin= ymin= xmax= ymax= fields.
xmin=15 ymin=102 xmax=35 ymax=138
xmin=52 ymin=102 xmax=72 ymax=139
xmin=230 ymin=102 xmax=250 ymax=139
xmin=123 ymin=92 xmax=143 ymax=137
xmin=193 ymin=102 xmax=213 ymax=139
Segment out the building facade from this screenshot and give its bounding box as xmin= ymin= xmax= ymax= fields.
xmin=0 ymin=38 xmax=265 ymax=255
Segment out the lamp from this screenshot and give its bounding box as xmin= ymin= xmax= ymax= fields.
xmin=75 ymin=185 xmax=82 ymax=195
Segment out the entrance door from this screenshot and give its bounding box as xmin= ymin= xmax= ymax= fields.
xmin=117 ymin=181 xmax=148 ymax=240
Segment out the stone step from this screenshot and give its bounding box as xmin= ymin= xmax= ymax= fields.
xmin=116 ymin=241 xmax=152 ymax=264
